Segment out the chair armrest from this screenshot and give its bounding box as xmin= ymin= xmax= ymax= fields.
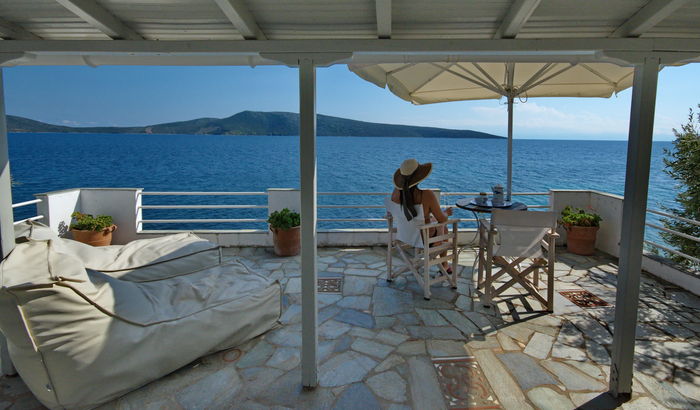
xmin=545 ymin=230 xmax=560 ymax=239
xmin=418 ymin=219 xmax=460 ymax=230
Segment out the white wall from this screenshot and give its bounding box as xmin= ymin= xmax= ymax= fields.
xmin=36 ymin=188 xmax=142 ymax=244
xmin=80 ymin=188 xmax=142 ymax=244
xmin=550 ymin=189 xmax=697 ymax=296
xmin=35 ymin=189 xmax=81 ymax=237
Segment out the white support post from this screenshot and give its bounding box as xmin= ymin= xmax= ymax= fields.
xmin=609 ymin=56 xmax=660 ymax=397
xmin=0 ymin=69 xmax=17 ymax=376
xmin=299 ymin=58 xmax=318 ymax=388
xmin=506 ymin=95 xmax=514 ymax=202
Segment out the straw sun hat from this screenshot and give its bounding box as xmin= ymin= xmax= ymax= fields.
xmin=393 ymin=159 xmax=432 ymax=190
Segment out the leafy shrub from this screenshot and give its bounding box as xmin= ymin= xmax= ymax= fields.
xmin=661 ymin=105 xmax=700 ymax=269
xmin=268 ymin=208 xmax=300 ymax=230
xmin=561 ymin=206 xmax=601 ymax=227
xmin=70 ymin=212 xmax=114 ymax=231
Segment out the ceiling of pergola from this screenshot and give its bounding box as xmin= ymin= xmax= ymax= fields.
xmin=0 ymin=1 xmax=699 ymax=66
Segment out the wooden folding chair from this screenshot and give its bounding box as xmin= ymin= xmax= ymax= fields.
xmin=477 ymin=209 xmax=559 ymax=312
xmin=385 ymin=198 xmax=459 ymax=300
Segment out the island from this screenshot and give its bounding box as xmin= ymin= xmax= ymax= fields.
xmin=7 ymin=111 xmax=503 ymax=139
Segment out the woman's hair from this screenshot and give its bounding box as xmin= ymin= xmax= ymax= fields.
xmin=400 ymin=181 xmax=418 ymax=221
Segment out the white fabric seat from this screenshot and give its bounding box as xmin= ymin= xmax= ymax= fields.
xmin=0 ymin=232 xmax=280 ymax=409
xmin=477 ymin=209 xmax=558 ymax=312
xmin=385 ymin=198 xmax=459 ymax=300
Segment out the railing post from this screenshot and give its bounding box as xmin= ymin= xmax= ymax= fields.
xmin=299 ymin=58 xmax=318 ymax=388
xmin=609 ymin=56 xmax=660 ymax=398
xmin=0 ymin=69 xmax=17 ymax=376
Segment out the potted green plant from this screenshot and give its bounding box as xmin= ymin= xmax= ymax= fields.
xmin=561 ymin=206 xmax=602 ymax=256
xmin=268 ymin=208 xmax=301 ymax=256
xmin=69 ymin=211 xmax=117 ymax=246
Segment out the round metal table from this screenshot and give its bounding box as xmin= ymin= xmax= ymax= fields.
xmin=455 ymin=199 xmax=528 ymax=213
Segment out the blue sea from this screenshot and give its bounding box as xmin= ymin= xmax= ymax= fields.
xmin=8 ymin=133 xmax=677 ymax=234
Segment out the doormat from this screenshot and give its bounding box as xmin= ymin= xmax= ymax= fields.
xmin=559 ymin=290 xmax=609 ymax=307
xmin=317 ymin=278 xmax=343 ymax=293
xmin=432 ymin=356 xmax=501 ymax=409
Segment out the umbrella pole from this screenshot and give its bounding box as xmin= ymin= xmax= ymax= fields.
xmin=506 ymin=95 xmax=514 ymax=202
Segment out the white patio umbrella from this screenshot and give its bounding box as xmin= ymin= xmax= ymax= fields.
xmin=348 ymin=62 xmax=636 ymax=200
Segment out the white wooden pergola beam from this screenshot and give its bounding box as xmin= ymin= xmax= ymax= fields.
xmin=2 ymin=38 xmax=698 ymax=56
xmin=376 ymin=0 xmax=392 ymax=39
xmin=611 ymin=0 xmax=689 ymax=38
xmin=298 ymin=57 xmax=318 ymax=388
xmin=0 ymin=17 xmax=40 ymax=40
xmin=0 ymin=69 xmax=17 ymax=376
xmin=54 ymin=0 xmax=142 ymax=40
xmin=494 ymin=0 xmax=542 ymax=39
xmin=213 ymin=0 xmax=266 ymax=40
xmin=609 ymin=56 xmax=660 ymax=397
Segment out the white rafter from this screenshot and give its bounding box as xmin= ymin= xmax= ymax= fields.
xmin=494 ymin=0 xmax=541 ymax=39
xmin=611 ymin=0 xmax=689 ymax=38
xmin=376 ymin=0 xmax=392 ymax=39
xmin=213 ymin=0 xmax=266 ymax=40
xmin=0 ymin=17 xmax=40 ymax=40
xmin=54 ymin=0 xmax=142 ymax=40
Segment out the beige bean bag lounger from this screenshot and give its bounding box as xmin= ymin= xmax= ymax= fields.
xmin=0 ymin=229 xmax=281 ymax=409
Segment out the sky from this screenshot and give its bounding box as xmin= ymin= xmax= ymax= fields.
xmin=3 ymin=62 xmax=699 ymax=141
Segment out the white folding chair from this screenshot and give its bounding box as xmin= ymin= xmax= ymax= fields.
xmin=385 ymin=198 xmax=459 ymax=300
xmin=477 ymin=209 xmax=558 ymax=312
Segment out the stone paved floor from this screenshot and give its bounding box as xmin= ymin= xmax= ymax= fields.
xmin=1 ymin=247 xmax=699 ymax=409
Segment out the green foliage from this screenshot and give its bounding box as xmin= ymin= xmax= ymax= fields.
xmin=70 ymin=211 xmax=114 ymax=231
xmin=661 ymin=105 xmax=700 ymax=269
xmin=561 ymin=206 xmax=601 ymax=227
xmin=268 ymin=208 xmax=300 ymax=230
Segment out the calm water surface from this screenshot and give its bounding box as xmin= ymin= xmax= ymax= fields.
xmin=9 ymin=133 xmax=676 ymax=232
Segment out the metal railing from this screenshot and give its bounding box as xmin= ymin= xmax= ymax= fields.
xmin=137 ymin=191 xmax=269 ymax=228
xmin=644 ymin=208 xmax=700 ymax=265
xmin=11 ymin=198 xmax=44 ymax=225
xmin=136 ymin=190 xmax=551 ymax=230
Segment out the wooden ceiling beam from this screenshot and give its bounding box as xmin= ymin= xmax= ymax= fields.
xmin=612 ymin=0 xmax=689 ymax=38
xmin=0 ymin=17 xmax=40 ymax=40
xmin=376 ymin=0 xmax=392 ymax=39
xmin=494 ymin=0 xmax=542 ymax=39
xmin=54 ymin=0 xmax=142 ymax=40
xmin=214 ymin=0 xmax=266 ymax=40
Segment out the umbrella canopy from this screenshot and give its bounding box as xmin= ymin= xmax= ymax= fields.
xmin=349 ymin=62 xmax=636 ymax=199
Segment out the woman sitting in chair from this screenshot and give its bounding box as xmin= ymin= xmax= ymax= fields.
xmin=391 ymin=158 xmax=454 ymax=272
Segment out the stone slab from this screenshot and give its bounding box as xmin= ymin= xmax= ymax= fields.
xmin=526 ymin=387 xmax=575 ymax=410
xmin=407 ymin=356 xmax=446 ymax=410
xmin=496 ymin=333 xmax=520 ymax=351
xmin=473 ymin=349 xmax=533 ymax=410
xmin=438 ymin=310 xmax=481 ymax=336
xmin=373 ymin=287 xmax=414 ymax=316
xmin=334 ymin=383 xmax=381 ymax=410
xmin=318 ymin=352 xmax=377 ymax=387
xmin=427 ymin=340 xmax=468 ymax=357
xmin=337 ymin=296 xmax=371 ymax=311
xmin=352 ymin=338 xmax=394 ymax=359
xmin=335 ymin=308 xmax=375 ymax=329
xmin=523 ymin=332 xmax=554 ymax=360
xmin=376 ymin=329 xmax=410 ymax=346
xmin=367 ymin=371 xmax=407 ymax=403
xmin=541 ymin=361 xmax=606 ymax=391
xmin=497 ymin=352 xmax=557 ymax=391
xmin=416 ymin=308 xmax=450 ymax=326
xmin=551 ymin=342 xmax=587 ymax=361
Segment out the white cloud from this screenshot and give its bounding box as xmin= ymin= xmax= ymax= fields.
xmin=414 ymin=102 xmax=676 ymax=139
xmin=61 ymin=119 xmax=97 ymax=126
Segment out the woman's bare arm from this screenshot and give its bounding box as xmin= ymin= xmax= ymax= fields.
xmin=423 ymin=190 xmax=452 ymax=223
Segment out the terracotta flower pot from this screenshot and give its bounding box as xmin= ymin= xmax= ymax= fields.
xmin=70 ymin=225 xmax=117 ymax=247
xmin=271 ymin=226 xmax=300 ymax=256
xmin=565 ymin=225 xmax=599 ymax=256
